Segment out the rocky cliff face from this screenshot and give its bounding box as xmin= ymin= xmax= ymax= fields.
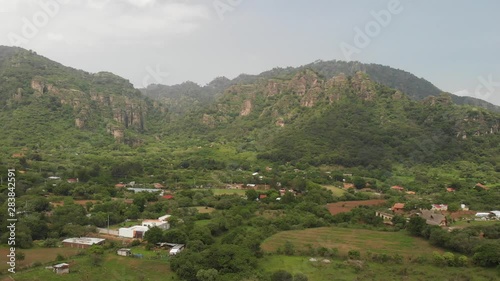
xmin=29 ymin=78 xmax=149 ymax=141
xmin=201 ymin=69 xmax=500 ymax=139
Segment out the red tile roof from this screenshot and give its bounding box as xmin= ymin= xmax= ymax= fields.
xmin=392 ymin=203 xmax=405 ymax=210
xmin=391 ymin=186 xmax=404 ymax=191
xmin=163 ymin=194 xmax=174 ymax=200
xmin=259 ymin=194 xmax=267 ymax=199
xmin=154 ymin=183 xmax=165 ymax=189
xmin=475 ymin=183 xmax=489 ymax=190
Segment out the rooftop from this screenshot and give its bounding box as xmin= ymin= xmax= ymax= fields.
xmin=62 ymin=237 xmax=105 ymax=246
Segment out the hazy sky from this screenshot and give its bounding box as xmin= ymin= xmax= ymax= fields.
xmin=1 ymin=0 xmax=499 ymax=105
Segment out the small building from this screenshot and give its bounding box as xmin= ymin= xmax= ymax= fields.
xmin=48 ymin=176 xmax=61 ymax=180
xmin=53 ymin=263 xmax=70 ymax=274
xmin=474 ymin=183 xmax=489 ymax=190
xmin=142 ymin=220 xmax=170 ymax=230
xmin=460 ymin=204 xmax=469 ymax=211
xmin=115 ymin=183 xmax=126 ymax=188
xmin=117 ymin=248 xmax=132 ymax=257
xmin=162 ymin=194 xmax=174 ymax=200
xmin=67 ymin=178 xmax=78 ymax=183
xmin=259 ymin=194 xmax=267 ymax=200
xmin=475 ymin=212 xmax=491 ymax=219
xmin=490 ymin=211 xmax=500 ymax=219
xmin=391 ymin=203 xmax=405 ymax=212
xmin=153 ymin=183 xmax=165 ymax=189
xmin=169 ymin=244 xmax=185 ymax=256
xmin=127 ymin=188 xmax=163 ymax=194
xmin=406 ymin=191 xmax=416 ymax=195
xmin=375 ymin=211 xmax=394 ymax=221
xmin=446 ymin=187 xmax=456 ymax=192
xmin=343 ymin=183 xmax=354 ymax=189
xmin=431 ymin=204 xmax=448 ymax=211
xmin=391 ymin=186 xmax=404 ymax=191
xmin=158 ymin=214 xmax=172 ymax=222
xmin=119 ymin=225 xmax=149 ymax=239
xmin=62 ymin=237 xmax=105 ymax=249
xmin=420 ymin=210 xmax=447 ymax=226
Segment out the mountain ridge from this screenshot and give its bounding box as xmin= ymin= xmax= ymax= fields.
xmin=142 ymin=59 xmax=500 ymax=113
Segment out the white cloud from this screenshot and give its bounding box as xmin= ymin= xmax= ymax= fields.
xmin=126 ymin=0 xmax=156 ymax=8
xmin=47 ymin=32 xmax=64 ymax=41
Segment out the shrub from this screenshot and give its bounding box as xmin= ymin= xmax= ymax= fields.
xmin=348 ymin=250 xmax=361 ymax=260
xmin=55 ymin=253 xmax=65 ymax=262
xmin=130 ymin=239 xmax=141 ymax=247
xmin=284 ymin=241 xmax=295 ymax=256
xmin=42 ymin=238 xmax=59 ymax=248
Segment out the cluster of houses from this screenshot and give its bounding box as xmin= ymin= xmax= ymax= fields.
xmin=379 ymin=201 xmax=500 ymax=228
xmin=118 ymin=215 xmax=171 ymax=238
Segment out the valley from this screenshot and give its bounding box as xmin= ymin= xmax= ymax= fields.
xmin=0 ymin=46 xmax=499 ymax=281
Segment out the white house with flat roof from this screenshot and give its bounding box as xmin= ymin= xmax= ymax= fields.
xmin=141 ymin=219 xmax=169 ymax=230
xmin=62 ymin=237 xmax=105 ymax=249
xmin=119 ymin=225 xmax=149 ymax=239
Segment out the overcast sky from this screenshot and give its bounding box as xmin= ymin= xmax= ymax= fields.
xmin=1 ymin=0 xmax=499 ymax=105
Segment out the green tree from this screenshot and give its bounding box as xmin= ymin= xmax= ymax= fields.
xmin=407 ymin=216 xmax=427 ymax=237
xmin=245 ymin=189 xmax=258 ymax=201
xmin=284 ymin=241 xmax=295 ymax=256
xmin=144 ymin=226 xmax=164 ymax=245
xmin=196 ymin=268 xmax=218 ymax=281
xmin=271 ymin=270 xmax=293 ymax=281
xmin=353 ymin=177 xmax=366 ymax=189
xmin=472 ymin=242 xmax=500 ymax=267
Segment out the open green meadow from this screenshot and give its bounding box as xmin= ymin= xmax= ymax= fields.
xmin=261 ymin=227 xmax=443 ymax=258
xmin=321 ymin=185 xmax=346 ymax=197
xmin=1 ymin=253 xmax=179 ymax=281
xmin=258 ymin=255 xmax=499 ymax=281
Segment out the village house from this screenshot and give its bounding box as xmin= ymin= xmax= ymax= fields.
xmin=119 ymin=225 xmax=149 ymax=239
xmin=474 ymin=183 xmax=489 ymax=190
xmin=169 ymin=244 xmax=185 ymax=256
xmin=67 ymin=178 xmax=78 ymax=183
xmin=117 ymin=248 xmax=132 ymax=257
xmin=419 ymin=210 xmax=447 ymax=226
xmin=115 ymin=183 xmax=126 ymax=188
xmin=391 ymin=185 xmax=404 ymax=191
xmin=62 ymin=237 xmax=105 ymax=249
xmin=343 ymin=183 xmax=354 ymax=189
xmin=446 ymin=187 xmax=456 ymax=192
xmin=406 ymin=191 xmax=416 ymax=195
xmin=153 ymin=183 xmax=165 ymax=189
xmin=53 ymin=263 xmax=70 ymax=274
xmin=119 ymin=215 xmax=171 ymax=238
xmin=391 ymin=203 xmax=405 ymax=213
xmin=375 ymin=211 xmax=394 ymax=221
xmin=142 ymin=219 xmax=170 ymax=230
xmin=431 ymin=204 xmax=448 ymax=211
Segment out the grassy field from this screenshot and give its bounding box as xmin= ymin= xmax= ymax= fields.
xmin=208 ymin=189 xmax=246 ymax=196
xmin=258 ymin=255 xmax=499 ymax=281
xmin=0 ymin=247 xmax=82 ymax=272
xmin=321 ymin=185 xmax=346 ymax=197
xmin=261 ymin=227 xmax=443 ymax=258
xmin=194 ymin=206 xmax=216 ymax=213
xmin=2 ymin=254 xmax=179 ymax=281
